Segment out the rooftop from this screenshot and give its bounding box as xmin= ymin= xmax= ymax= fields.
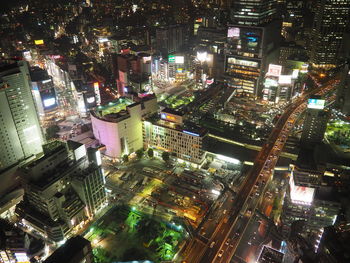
xmin=44 ymin=236 xmax=91 ymax=263
xmin=94 ymin=97 xmax=134 ymax=117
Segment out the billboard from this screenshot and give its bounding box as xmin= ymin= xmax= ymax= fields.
xmin=94 ymin=82 xmax=101 ymax=105
xmin=307 ymin=98 xmax=325 ymax=109
xmin=43 ymin=98 xmax=56 ymax=108
xmin=227 ymin=27 xmax=240 ymax=38
xmin=292 ymin=69 xmax=299 ymax=79
xmin=264 ymin=78 xmax=278 ymax=88
xmin=289 ymin=175 xmax=314 ymax=205
xmin=278 ymin=75 xmax=292 ymax=85
xmin=169 ymin=55 xmax=184 ymax=64
xmin=160 ymin=112 xmax=182 ymax=124
xmin=227 ymin=57 xmax=259 ymax=68
xmin=34 ymin=39 xmax=44 ymax=45
xmin=227 ymin=27 xmax=263 ymax=55
xmin=267 ymin=64 xmax=282 ymax=77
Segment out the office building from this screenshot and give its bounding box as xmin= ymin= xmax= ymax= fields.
xmin=281 ymin=162 xmax=340 ymax=240
xmin=30 ymin=67 xmax=58 ymax=122
xmin=225 ymin=0 xmax=281 ymax=96
xmin=257 ymin=246 xmax=284 ymax=263
xmin=301 ymin=97 xmax=329 ymax=146
xmin=309 ymin=0 xmax=350 ymax=68
xmin=72 ymin=147 xmax=106 ymax=218
xmin=0 ymin=61 xmax=44 ymax=171
xmin=0 ymin=219 xmax=44 ymax=263
xmin=91 ymin=95 xmax=158 ymax=158
xmin=336 ymin=63 xmax=350 ymax=116
xmin=17 ymin=141 xmax=106 ymax=243
xmin=230 ymin=0 xmax=277 ymax=26
xmin=143 ymin=109 xmax=207 ymax=166
xmin=44 ymin=236 xmax=94 ymax=263
xmin=156 ymin=24 xmax=187 ymax=54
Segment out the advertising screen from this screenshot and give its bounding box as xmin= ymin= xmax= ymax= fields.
xmin=175 ymin=56 xmax=184 ymax=64
xmin=278 ymin=75 xmax=292 ymax=85
xmin=86 ymin=96 xmax=95 ymax=104
xmin=34 ymin=39 xmax=44 ymax=45
xmin=307 ymin=99 xmax=325 ymax=109
xmin=267 ymin=64 xmax=282 ymax=77
xmin=227 ymin=26 xmax=263 ymax=55
xmin=94 ymin=82 xmax=101 ymax=105
xmin=227 ymin=57 xmax=259 ymax=68
xmin=227 ymin=27 xmax=240 ymax=38
xmin=264 ymin=78 xmax=278 ymax=88
xmin=43 ymin=98 xmax=56 ymax=108
xmin=289 ymin=175 xmax=314 ymax=205
xmin=40 ymin=88 xmax=57 ymax=109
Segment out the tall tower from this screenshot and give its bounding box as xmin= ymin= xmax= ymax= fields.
xmin=309 ymin=0 xmax=350 ymax=68
xmin=230 ymin=0 xmax=277 ymax=26
xmin=226 ymin=0 xmax=281 ymax=96
xmin=0 ymin=61 xmax=44 ymax=171
xmin=301 ymin=97 xmax=329 ymax=146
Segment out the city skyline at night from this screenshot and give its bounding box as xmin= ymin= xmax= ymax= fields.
xmin=0 ymin=1 xmax=350 ymax=263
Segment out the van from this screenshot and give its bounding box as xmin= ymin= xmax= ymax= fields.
xmin=210 ymin=241 xmax=215 ymax=248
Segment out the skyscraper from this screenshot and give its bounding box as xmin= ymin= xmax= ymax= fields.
xmin=301 ymin=97 xmax=329 ymax=146
xmin=309 ymin=0 xmax=350 ymax=68
xmin=226 ymin=0 xmax=281 ymax=95
xmin=230 ymin=0 xmax=277 ymax=26
xmin=0 ymin=61 xmax=44 ymax=171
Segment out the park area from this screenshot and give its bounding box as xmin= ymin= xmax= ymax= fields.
xmin=86 ymin=205 xmax=186 ymax=263
xmin=325 ymin=120 xmax=350 ymax=151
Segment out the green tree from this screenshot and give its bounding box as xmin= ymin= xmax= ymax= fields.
xmin=122 ymin=154 xmax=129 ymax=163
xmin=136 ymin=149 xmax=144 ymax=159
xmin=45 ymin=125 xmax=60 ymax=140
xmin=147 ymin=148 xmax=154 ymax=158
xmin=162 ymin=152 xmax=170 ymax=162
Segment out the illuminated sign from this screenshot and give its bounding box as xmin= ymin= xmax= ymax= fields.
xmin=183 ymin=130 xmax=199 ymax=137
xmin=175 ymin=56 xmax=184 ymax=64
xmin=227 ymin=57 xmax=258 ymax=68
xmin=278 ymin=75 xmax=292 ymax=85
xmin=43 ymin=98 xmax=56 ymax=108
xmin=292 ymin=69 xmax=299 ymax=79
xmin=307 ymin=99 xmax=325 ymax=109
xmin=34 ymin=39 xmax=44 ymax=45
xmin=96 ymin=150 xmax=102 ymax=166
xmin=14 ymin=252 xmax=29 ymax=263
xmin=86 ymin=96 xmax=95 ymax=104
xmin=23 ymin=51 xmax=32 ymax=61
xmin=94 ymin=82 xmax=101 ymax=105
xmin=228 ymin=27 xmax=240 ymax=38
xmin=267 ymin=64 xmax=282 ymax=77
xmin=301 ymin=64 xmax=309 ymax=73
xmin=98 ymin=38 xmax=109 ymax=43
xmin=168 ymin=55 xmax=184 ymax=64
xmin=168 ymin=55 xmax=175 ymax=63
xmin=264 ymin=78 xmax=278 ymax=88
xmin=161 ymin=113 xmax=176 ymax=121
xmin=289 ymin=175 xmax=314 ymax=205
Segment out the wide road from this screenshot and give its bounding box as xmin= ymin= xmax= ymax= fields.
xmin=182 ymin=74 xmax=340 ymax=263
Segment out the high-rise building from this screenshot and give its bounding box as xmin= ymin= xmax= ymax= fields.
xmin=301 ymin=97 xmax=329 ymax=146
xmin=91 ymin=95 xmax=158 ymax=158
xmin=44 ymin=236 xmax=94 ymax=263
xmin=0 ymin=61 xmax=44 ymax=171
xmin=230 ymin=0 xmax=277 ymax=26
xmin=225 ymin=22 xmax=281 ymax=95
xmin=143 ymin=109 xmax=208 ymax=166
xmin=71 ymin=146 xmax=106 ymax=218
xmin=309 ymin=0 xmax=350 ymax=68
xmin=226 ymin=0 xmax=281 ymax=96
xmin=30 ymin=67 xmax=58 ymax=122
xmin=336 ymin=63 xmax=350 ymax=116
xmin=17 ymin=141 xmax=106 ymax=243
xmin=156 ymin=24 xmax=187 ymax=54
